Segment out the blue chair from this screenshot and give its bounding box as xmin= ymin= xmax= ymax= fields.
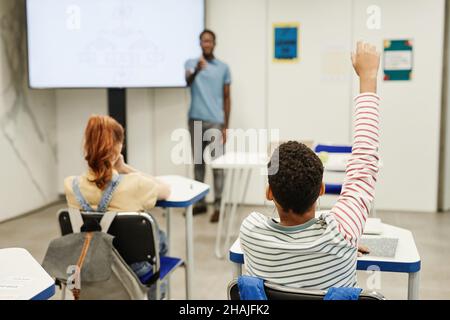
xmin=57 ymin=209 xmax=184 ymax=299
xmin=315 ymin=144 xmax=352 ymax=154
xmin=315 ymin=144 xmax=352 ymax=195
xmin=314 ymin=144 xmax=377 ymax=216
xmin=228 ymin=279 xmax=385 ymax=300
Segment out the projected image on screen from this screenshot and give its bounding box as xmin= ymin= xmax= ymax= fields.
xmin=26 ymin=0 xmax=204 ymax=88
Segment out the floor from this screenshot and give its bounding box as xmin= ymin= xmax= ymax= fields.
xmin=1 ymin=201 xmax=449 ymax=300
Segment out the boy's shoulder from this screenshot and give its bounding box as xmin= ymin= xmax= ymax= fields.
xmin=240 ymin=212 xmax=270 ymax=236
xmin=242 ymin=211 xmax=269 ymax=227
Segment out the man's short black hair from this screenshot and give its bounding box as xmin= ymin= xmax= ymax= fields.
xmin=268 ymin=141 xmax=324 ymax=214
xmin=200 ymin=29 xmax=216 ymax=41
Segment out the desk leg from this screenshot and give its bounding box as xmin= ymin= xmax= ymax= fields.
xmin=224 ymin=169 xmax=251 ymax=254
xmin=240 ymin=169 xmax=252 ymax=204
xmin=215 ymin=168 xmax=234 ymax=258
xmin=185 ymin=205 xmax=194 ymax=299
xmin=223 ymin=169 xmax=242 ymax=255
xmin=166 ymin=208 xmax=171 ymax=254
xmin=408 ymin=271 xmax=420 ymax=300
xmin=166 ymin=208 xmax=171 ymax=300
xmin=232 ymin=262 xmax=243 ymax=279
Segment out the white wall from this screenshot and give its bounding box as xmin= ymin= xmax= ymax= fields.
xmin=443 ymin=0 xmax=450 ymax=211
xmin=207 ymin=0 xmax=268 ymax=204
xmin=267 ymin=0 xmax=353 ymax=144
xmin=152 ymin=89 xmax=190 ymax=177
xmin=352 ymin=0 xmax=445 ymax=212
xmin=0 ymin=0 xmax=58 ymax=222
xmin=55 ymin=0 xmax=446 ymax=213
xmin=266 ymin=0 xmax=354 ymax=209
xmin=56 ymin=88 xmax=188 ymax=192
xmin=126 ymin=89 xmax=155 ymax=175
xmin=56 ymin=89 xmax=106 ymax=193
xmin=444 ymin=85 xmax=450 ymax=210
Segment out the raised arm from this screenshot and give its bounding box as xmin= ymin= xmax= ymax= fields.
xmin=330 ymin=42 xmax=381 ymax=246
xmin=222 ymin=84 xmax=231 ymax=144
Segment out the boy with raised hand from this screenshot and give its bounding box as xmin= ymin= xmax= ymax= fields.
xmin=240 ymin=42 xmax=380 ymax=289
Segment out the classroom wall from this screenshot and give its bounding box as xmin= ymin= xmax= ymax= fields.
xmin=444 ymin=84 xmax=450 ymax=210
xmin=205 ymin=0 xmax=268 ymax=204
xmin=55 ymin=88 xmax=190 ymax=192
xmin=267 ymin=0 xmax=353 ymax=144
xmin=443 ymin=0 xmax=450 ymax=211
xmin=0 ymin=0 xmax=58 ymax=222
xmin=54 ymin=0 xmax=446 ymax=213
xmin=444 ymin=90 xmax=450 ymax=210
xmin=352 ymin=0 xmax=445 ymax=212
xmin=56 ymin=88 xmax=158 ymax=190
xmin=265 ymin=0 xmax=354 ymax=209
xmin=210 ymin=0 xmax=446 ymax=212
xmin=56 ymin=89 xmax=106 ymax=189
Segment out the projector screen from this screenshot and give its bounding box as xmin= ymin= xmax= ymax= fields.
xmin=26 ymin=0 xmax=204 ymax=88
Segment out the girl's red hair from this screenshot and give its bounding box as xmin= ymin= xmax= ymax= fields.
xmin=84 ymin=115 xmax=124 ymax=190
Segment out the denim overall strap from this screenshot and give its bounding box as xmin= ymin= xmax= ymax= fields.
xmin=72 ymin=177 xmax=95 ymax=212
xmin=96 ymin=174 xmax=123 ymax=213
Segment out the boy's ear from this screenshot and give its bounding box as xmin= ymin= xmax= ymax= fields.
xmin=319 ymin=182 xmax=325 ymax=196
xmin=266 ymin=185 xmax=274 ymax=201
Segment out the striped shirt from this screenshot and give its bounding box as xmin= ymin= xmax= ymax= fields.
xmin=240 ymin=93 xmax=380 ymax=289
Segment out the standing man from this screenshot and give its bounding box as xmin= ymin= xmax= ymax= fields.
xmin=185 ymin=29 xmax=231 ymax=223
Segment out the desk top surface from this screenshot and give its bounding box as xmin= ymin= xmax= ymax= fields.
xmin=229 ymin=222 xmax=421 ymax=273
xmin=211 ymin=152 xmax=268 ymax=169
xmin=0 ymin=248 xmax=55 ymax=300
xmin=211 ymin=152 xmax=352 ymax=171
xmin=155 ymin=175 xmax=210 ymax=207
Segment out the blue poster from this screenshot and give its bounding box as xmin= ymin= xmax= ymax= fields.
xmin=274 ymin=24 xmax=299 ymax=61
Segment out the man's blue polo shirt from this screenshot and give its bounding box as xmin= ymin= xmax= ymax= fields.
xmin=185 ymin=58 xmax=231 ymax=124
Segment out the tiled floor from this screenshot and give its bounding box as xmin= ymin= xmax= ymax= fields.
xmin=1 ymin=201 xmax=449 ymax=300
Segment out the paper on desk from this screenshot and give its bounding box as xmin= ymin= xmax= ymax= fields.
xmin=0 ymin=282 xmax=25 ymax=290
xmin=156 ymin=175 xmax=209 ymax=202
xmin=0 ymin=276 xmax=33 ymax=291
xmin=360 ymin=237 xmax=398 ymax=258
xmin=363 ymin=218 xmax=383 ymax=235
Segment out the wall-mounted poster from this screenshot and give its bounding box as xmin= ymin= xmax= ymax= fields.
xmin=383 ymin=39 xmax=413 ymax=81
xmin=273 ymin=23 xmax=299 ymax=62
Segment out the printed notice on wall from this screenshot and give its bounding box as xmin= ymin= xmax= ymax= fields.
xmin=383 ymin=40 xmax=413 ymax=81
xmin=273 ymin=23 xmax=299 ymax=62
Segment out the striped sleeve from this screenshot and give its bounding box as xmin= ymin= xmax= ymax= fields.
xmin=330 ymin=93 xmax=380 ymax=247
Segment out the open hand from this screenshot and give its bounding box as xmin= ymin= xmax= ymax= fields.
xmin=351 ymin=41 xmax=380 ymax=80
xmin=196 ymin=56 xmax=208 ymax=71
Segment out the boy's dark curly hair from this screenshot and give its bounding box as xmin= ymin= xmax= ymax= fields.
xmin=268 ymin=141 xmax=324 ymax=214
